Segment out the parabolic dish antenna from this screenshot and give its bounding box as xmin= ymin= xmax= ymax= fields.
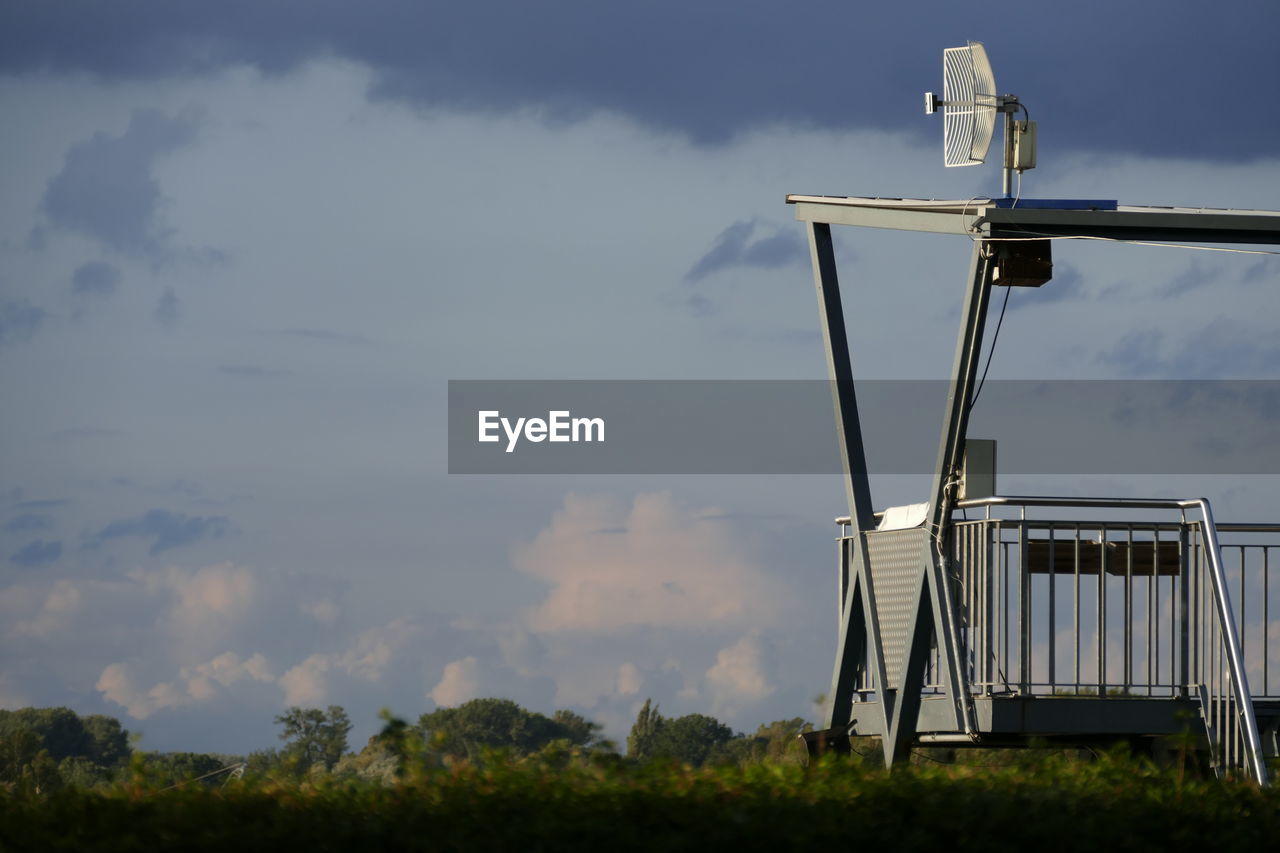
xmin=925 ymin=41 xmax=1035 ymax=197
xmin=939 ymin=41 xmax=998 ymax=167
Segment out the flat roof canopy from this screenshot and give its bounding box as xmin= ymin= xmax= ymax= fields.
xmin=787 ymin=195 xmax=1280 ymax=245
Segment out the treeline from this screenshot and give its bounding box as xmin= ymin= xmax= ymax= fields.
xmin=1 ymin=699 xmax=811 ymax=793
xmin=0 ymin=706 xmax=245 ymax=794
xmin=312 ymin=698 xmax=810 ymax=784
xmin=0 ymin=707 xmax=130 ymax=793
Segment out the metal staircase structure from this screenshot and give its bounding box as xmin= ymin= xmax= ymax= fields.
xmin=789 ymin=196 xmax=1280 ymax=783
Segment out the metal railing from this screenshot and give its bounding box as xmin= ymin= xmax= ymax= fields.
xmin=951 ymin=496 xmax=1272 ymax=783
xmin=834 ymin=496 xmax=1274 ymax=783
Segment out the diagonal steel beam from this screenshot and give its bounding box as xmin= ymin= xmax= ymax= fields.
xmin=886 ymin=242 xmax=995 ymax=761
xmin=805 ymin=222 xmax=875 ymax=532
xmin=807 ymin=222 xmax=891 ymax=743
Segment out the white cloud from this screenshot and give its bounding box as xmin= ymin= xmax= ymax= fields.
xmin=97 ymin=650 xmax=277 ymax=719
xmin=705 ymin=634 xmax=774 ymax=717
xmin=147 ymin=562 xmax=257 ymax=636
xmin=13 ymin=579 xmax=83 ymax=638
xmin=301 ymin=599 xmax=340 ymax=624
xmin=278 ymin=654 xmax=331 ymax=707
xmin=616 ymin=662 xmax=641 ymax=696
xmin=188 ymin=651 xmax=274 ymax=687
xmin=514 ymin=492 xmax=787 ymax=633
xmin=431 ymin=656 xmax=480 ymax=707
xmin=276 ymin=619 xmax=419 ymax=707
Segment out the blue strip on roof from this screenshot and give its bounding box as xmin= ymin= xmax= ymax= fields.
xmin=991 ymin=198 xmax=1118 ymax=210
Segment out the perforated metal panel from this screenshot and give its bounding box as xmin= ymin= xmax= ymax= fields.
xmin=865 ymin=528 xmax=928 ymax=686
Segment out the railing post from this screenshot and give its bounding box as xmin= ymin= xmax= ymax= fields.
xmin=1019 ymin=519 xmax=1030 ymax=693
xmin=1184 ymin=499 xmax=1268 ymax=785
xmin=1178 ymin=523 xmax=1190 ymax=701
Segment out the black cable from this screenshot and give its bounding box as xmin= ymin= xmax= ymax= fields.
xmin=969 ymin=284 xmax=1012 ymax=411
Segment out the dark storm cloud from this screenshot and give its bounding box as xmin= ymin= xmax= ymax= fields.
xmin=1161 ymin=258 xmax=1227 ymax=298
xmin=1006 ymin=264 xmax=1087 ymax=310
xmin=2 ymin=1 xmax=1276 ymax=159
xmin=154 ymin=287 xmax=180 ymax=327
xmin=1097 ymin=329 xmax=1168 ymax=377
xmin=6 ymin=514 xmax=52 ymax=533
xmin=1098 ymin=319 xmax=1280 ymax=378
xmin=88 ymin=508 xmax=231 ymax=556
xmin=685 ymin=220 xmax=806 ymax=283
xmin=1239 ymin=258 xmax=1276 ymax=285
xmin=10 ymin=539 xmax=63 ymax=567
xmin=0 ymin=300 xmax=47 ymax=347
xmin=42 ymin=108 xmax=201 ymax=258
xmin=71 ymin=260 xmax=122 ymax=296
xmin=14 ymin=498 xmax=68 ymax=510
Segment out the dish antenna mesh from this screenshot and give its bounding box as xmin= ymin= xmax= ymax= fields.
xmin=942 ymin=42 xmax=998 ymax=167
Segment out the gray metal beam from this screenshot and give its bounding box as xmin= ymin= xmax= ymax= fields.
xmin=806 ymin=222 xmax=875 ymax=530
xmin=981 ymin=208 xmax=1280 ymax=244
xmin=789 ymin=195 xmax=1280 ymax=245
xmin=916 ymin=241 xmax=995 ymax=744
xmin=793 ymin=201 xmax=981 ymax=237
xmin=807 ymin=220 xmax=892 ymax=742
xmin=823 ymin=568 xmax=868 ymax=736
xmin=879 ymin=243 xmax=994 ymax=765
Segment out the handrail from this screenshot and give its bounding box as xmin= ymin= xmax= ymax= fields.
xmin=836 ymin=494 xmax=1271 ymax=784
xmin=956 ymin=494 xmax=1268 ymax=784
xmin=1189 ymin=498 xmax=1268 ymax=784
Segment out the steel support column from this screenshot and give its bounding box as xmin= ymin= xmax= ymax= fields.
xmin=806 ymin=222 xmax=875 ymax=531
xmin=885 ymin=241 xmax=995 ymax=763
xmin=807 ymin=222 xmax=888 ymax=739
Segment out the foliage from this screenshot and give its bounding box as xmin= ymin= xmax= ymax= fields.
xmin=0 ymin=707 xmax=131 ymax=793
xmin=710 ymin=718 xmax=813 ymax=766
xmin=626 ymin=698 xmax=663 ymax=759
xmin=332 ymin=738 xmax=401 ymax=785
xmin=3 ymin=751 xmax=1279 ymax=851
xmin=79 ymin=715 xmax=131 ymax=767
xmin=626 ymin=699 xmax=750 ymax=767
xmin=645 ymin=713 xmax=735 ymax=766
xmin=131 ymin=752 xmax=243 ymax=788
xmin=274 ymin=705 xmax=352 ymax=774
xmin=417 ymin=698 xmax=603 ymax=760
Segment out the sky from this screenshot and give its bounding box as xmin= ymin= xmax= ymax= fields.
xmin=1 ymin=1 xmax=1278 ymax=755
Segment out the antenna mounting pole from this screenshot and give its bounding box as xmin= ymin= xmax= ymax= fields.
xmin=999 ymin=97 xmax=1018 ymax=198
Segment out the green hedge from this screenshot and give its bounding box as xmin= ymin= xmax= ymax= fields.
xmin=3 ymin=753 xmax=1277 ymax=852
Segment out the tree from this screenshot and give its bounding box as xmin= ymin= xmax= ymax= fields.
xmin=81 ymin=714 xmax=131 ymax=768
xmin=333 ymin=737 xmax=401 ymax=784
xmin=136 ymin=752 xmax=234 ymax=787
xmin=551 ymin=709 xmax=604 ymax=749
xmin=626 ymin=699 xmax=663 ymax=759
xmin=0 ymin=727 xmax=44 ymax=787
xmin=274 ymin=705 xmax=352 ymax=772
xmin=417 ymin=698 xmax=603 ymax=759
xmin=58 ymin=756 xmax=110 ymax=789
xmin=0 ymin=707 xmax=91 ymax=763
xmin=646 ymin=713 xmax=735 ymax=767
xmin=0 ymin=707 xmax=132 ymax=788
xmin=749 ymin=718 xmax=812 ymax=764
xmin=626 ymin=701 xmax=738 ymax=766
